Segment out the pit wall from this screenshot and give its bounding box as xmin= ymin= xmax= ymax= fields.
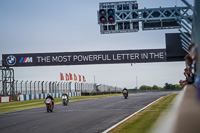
xmin=17 ymin=92 xmax=81 ymax=101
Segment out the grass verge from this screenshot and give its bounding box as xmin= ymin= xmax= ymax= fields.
xmin=0 ymin=93 xmax=132 ymax=114
xmin=109 ymin=93 xmax=178 ymax=133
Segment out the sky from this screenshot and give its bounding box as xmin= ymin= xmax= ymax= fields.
xmin=0 ymin=0 xmax=194 ymax=90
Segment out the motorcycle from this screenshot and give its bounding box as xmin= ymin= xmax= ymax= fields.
xmin=45 ymin=98 xmax=54 ymax=112
xmin=123 ymin=90 xmax=128 ymax=99
xmin=62 ymin=95 xmax=68 ymax=106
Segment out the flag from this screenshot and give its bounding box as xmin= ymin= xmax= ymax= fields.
xmin=79 ymin=75 xmax=81 ymax=82
xmin=66 ymin=73 xmax=69 ymax=81
xmin=74 ymin=74 xmax=77 ymax=81
xmin=69 ymin=73 xmax=73 ymax=80
xmin=83 ymin=76 xmax=86 ymax=82
xmin=60 ymin=73 xmax=64 ymax=81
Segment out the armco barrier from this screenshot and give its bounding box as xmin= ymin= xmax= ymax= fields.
xmin=0 ymin=96 xmax=11 ymax=103
xmin=18 ymin=92 xmax=81 ymax=101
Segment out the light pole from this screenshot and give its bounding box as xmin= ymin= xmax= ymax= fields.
xmin=49 ymin=82 xmax=52 ymax=93
xmin=25 ymin=80 xmax=28 ymax=94
xmin=55 ymin=81 xmax=57 ymax=93
xmin=41 ymin=81 xmax=44 ymax=93
xmin=69 ymin=82 xmax=72 ymax=92
xmin=45 ymin=81 xmax=48 ymax=93
xmin=61 ymin=82 xmax=63 ymax=93
xmin=81 ymin=83 xmax=84 ymax=92
xmin=87 ymin=83 xmax=89 ymax=92
xmin=15 ymin=80 xmax=18 ymax=94
xmin=34 ymin=81 xmax=37 ymax=94
xmin=20 ymin=80 xmax=23 ymax=94
xmin=66 ymin=82 xmax=69 ymax=92
xmin=38 ymin=81 xmax=40 ymax=94
xmin=64 ymin=82 xmax=66 ymax=92
xmin=30 ymin=81 xmax=32 ymax=94
xmin=57 ymin=82 xmax=60 ymax=93
xmin=75 ymin=82 xmax=77 ymax=92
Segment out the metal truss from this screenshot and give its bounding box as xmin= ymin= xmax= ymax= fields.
xmin=114 ymin=6 xmax=193 ymax=23
xmin=98 ymin=6 xmax=193 ymax=26
xmin=99 ymin=1 xmax=194 ymax=53
xmin=99 ymin=5 xmax=193 ymax=34
xmin=176 ymin=0 xmax=194 ymax=53
xmin=114 ymin=1 xmax=193 ymax=52
xmin=0 ymin=66 xmax=15 ymax=96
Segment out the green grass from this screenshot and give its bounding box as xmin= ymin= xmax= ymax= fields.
xmin=0 ymin=93 xmax=132 ymax=113
xmin=109 ymin=93 xmax=178 ymax=133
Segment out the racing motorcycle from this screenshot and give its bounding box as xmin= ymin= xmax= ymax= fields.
xmin=45 ymin=98 xmax=54 ymax=112
xmin=123 ymin=90 xmax=128 ymax=99
xmin=62 ymin=95 xmax=68 ymax=106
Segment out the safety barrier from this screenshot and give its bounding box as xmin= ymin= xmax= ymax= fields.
xmin=0 ymin=80 xmax=73 ymax=96
xmin=153 ymin=85 xmax=200 ymax=133
xmin=17 ymin=92 xmax=81 ymax=101
xmin=0 ymin=80 xmax=123 ymax=96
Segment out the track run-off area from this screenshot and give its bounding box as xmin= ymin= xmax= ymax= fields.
xmin=0 ymin=92 xmax=175 ymax=133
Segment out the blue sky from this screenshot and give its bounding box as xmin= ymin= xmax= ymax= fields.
xmin=0 ymin=0 xmax=194 ymax=89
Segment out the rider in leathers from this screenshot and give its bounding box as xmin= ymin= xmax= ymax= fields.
xmin=46 ymin=94 xmax=54 ymax=106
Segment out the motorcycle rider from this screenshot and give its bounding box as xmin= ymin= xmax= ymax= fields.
xmin=62 ymin=92 xmax=69 ymax=102
xmin=122 ymin=88 xmax=128 ymax=94
xmin=45 ymin=93 xmax=54 ymax=106
xmin=62 ymin=92 xmax=69 ymax=98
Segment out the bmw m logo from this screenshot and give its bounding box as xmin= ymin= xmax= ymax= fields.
xmin=19 ymin=57 xmax=33 ymax=63
xmin=6 ymin=55 xmax=16 ymax=66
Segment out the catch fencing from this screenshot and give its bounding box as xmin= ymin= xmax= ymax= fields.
xmin=0 ymin=80 xmax=123 ymax=96
xmin=0 ymin=80 xmax=72 ymax=96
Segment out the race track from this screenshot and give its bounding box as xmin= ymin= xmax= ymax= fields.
xmin=0 ymin=92 xmax=174 ymax=133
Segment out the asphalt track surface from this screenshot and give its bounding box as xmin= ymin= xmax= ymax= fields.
xmin=0 ymin=92 xmax=174 ymax=133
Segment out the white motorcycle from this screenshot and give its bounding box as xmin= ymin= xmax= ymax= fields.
xmin=62 ymin=95 xmax=68 ymax=106
xmin=123 ymin=90 xmax=128 ymax=99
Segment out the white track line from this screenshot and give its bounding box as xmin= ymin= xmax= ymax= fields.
xmin=102 ymin=96 xmax=166 ymax=133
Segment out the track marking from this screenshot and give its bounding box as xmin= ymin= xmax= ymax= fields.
xmin=102 ymin=95 xmax=168 ymax=133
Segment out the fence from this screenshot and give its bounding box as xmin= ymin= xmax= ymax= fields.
xmin=0 ymin=80 xmax=123 ymax=96
xmin=0 ymin=80 xmax=72 ymax=96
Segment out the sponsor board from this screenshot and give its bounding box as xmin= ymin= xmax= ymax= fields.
xmin=2 ymin=49 xmax=166 ymax=67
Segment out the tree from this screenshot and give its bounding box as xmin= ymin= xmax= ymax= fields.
xmin=163 ymin=83 xmax=183 ymax=90
xmin=174 ymin=84 xmax=183 ymax=90
xmin=139 ymin=85 xmax=149 ymax=90
xmin=152 ymin=85 xmax=159 ymax=90
xmin=164 ymin=83 xmax=170 ymax=90
xmin=138 ymin=83 xmax=182 ymax=91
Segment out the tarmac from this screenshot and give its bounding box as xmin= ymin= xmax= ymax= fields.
xmin=0 ymin=92 xmax=174 ymax=133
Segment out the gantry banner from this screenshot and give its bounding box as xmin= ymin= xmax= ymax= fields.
xmin=2 ymin=49 xmax=166 ymax=67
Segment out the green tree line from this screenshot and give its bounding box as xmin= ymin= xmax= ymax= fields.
xmin=138 ymin=83 xmax=183 ymax=91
